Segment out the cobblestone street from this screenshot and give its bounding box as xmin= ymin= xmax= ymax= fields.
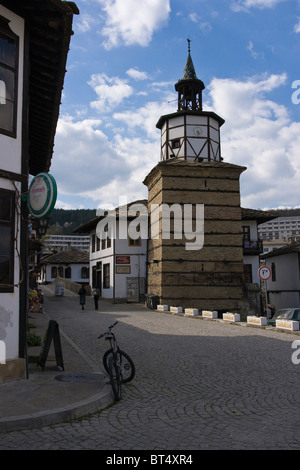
xmin=1 ymin=287 xmax=300 ymax=450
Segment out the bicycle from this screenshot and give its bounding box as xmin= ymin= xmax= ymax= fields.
xmin=98 ymin=321 xmax=135 ymax=401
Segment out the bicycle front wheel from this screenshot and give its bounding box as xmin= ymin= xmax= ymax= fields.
xmin=108 ymin=356 xmax=122 ymax=401
xmin=103 ymin=349 xmax=135 ymax=383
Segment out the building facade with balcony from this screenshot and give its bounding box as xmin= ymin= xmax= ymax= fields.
xmin=241 ymin=208 xmax=276 ymax=314
xmin=0 ymin=0 xmax=78 ymax=382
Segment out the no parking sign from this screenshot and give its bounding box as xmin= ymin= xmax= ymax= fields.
xmin=258 ymin=265 xmax=271 ymax=281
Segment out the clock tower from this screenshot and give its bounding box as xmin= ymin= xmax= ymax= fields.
xmin=157 ymin=40 xmax=224 ymax=162
xmin=144 ymin=41 xmax=247 ymax=316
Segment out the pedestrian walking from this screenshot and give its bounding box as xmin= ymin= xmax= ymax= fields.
xmin=78 ymin=284 xmax=87 ymax=310
xmin=92 ymin=286 xmax=100 ymax=310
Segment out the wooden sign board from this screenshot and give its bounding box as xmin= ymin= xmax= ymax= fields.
xmin=37 ymin=320 xmax=64 ymax=371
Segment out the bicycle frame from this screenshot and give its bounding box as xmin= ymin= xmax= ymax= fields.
xmin=99 ymin=321 xmax=135 ymax=400
xmin=98 ymin=321 xmax=121 ymax=401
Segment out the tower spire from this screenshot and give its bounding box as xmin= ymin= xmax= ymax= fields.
xmin=182 ymin=39 xmax=198 ymax=80
xmin=175 ymin=39 xmax=204 ymax=111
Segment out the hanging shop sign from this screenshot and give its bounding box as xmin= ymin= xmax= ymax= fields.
xmin=28 ymin=172 xmax=57 ymax=218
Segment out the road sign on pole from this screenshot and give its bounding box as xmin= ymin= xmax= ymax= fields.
xmin=258 ymin=265 xmax=271 ymax=281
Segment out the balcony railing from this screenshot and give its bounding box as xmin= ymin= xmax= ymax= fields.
xmin=243 ymin=239 xmax=263 ymax=254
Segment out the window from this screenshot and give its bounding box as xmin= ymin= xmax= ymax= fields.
xmin=128 ymin=223 xmax=141 ymax=246
xmin=51 ymin=266 xmax=57 ymax=278
xmin=271 ymin=262 xmax=276 ymax=282
xmin=0 ymin=16 xmax=19 ymax=137
xmin=103 ymin=263 xmax=110 ymax=289
xmin=58 ymin=266 xmax=63 ymax=277
xmin=65 ymin=267 xmax=71 ymax=279
xmin=81 ymin=267 xmax=89 ymax=279
xmin=243 ymin=264 xmax=252 ymax=283
xmin=0 ymin=189 xmax=15 ymax=292
xmin=128 ymin=236 xmax=141 ymax=246
xmin=242 ymin=225 xmax=250 ymax=242
xmin=172 ymin=139 xmax=180 ymax=149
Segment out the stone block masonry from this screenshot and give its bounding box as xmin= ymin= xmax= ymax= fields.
xmin=143 ymin=160 xmax=246 ymax=313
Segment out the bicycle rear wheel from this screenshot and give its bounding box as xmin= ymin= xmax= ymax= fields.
xmin=103 ymin=349 xmax=135 ymax=383
xmin=108 ymin=355 xmax=122 ymax=401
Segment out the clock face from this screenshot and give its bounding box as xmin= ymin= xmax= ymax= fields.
xmin=192 ymin=126 xmax=204 ymax=137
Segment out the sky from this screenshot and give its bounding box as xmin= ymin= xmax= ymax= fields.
xmin=49 ymin=0 xmax=300 ymax=211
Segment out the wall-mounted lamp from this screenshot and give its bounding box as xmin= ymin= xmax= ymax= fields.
xmin=32 ymin=217 xmax=49 ymax=239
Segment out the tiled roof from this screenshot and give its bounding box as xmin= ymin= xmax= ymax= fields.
xmin=41 ymin=250 xmax=89 ymax=265
xmin=261 ymin=242 xmax=300 ymax=259
xmin=241 ymin=208 xmax=278 ymax=223
xmin=73 ymin=199 xmax=148 ymax=234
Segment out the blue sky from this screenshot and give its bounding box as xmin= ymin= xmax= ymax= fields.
xmin=50 ymin=0 xmax=300 ymax=211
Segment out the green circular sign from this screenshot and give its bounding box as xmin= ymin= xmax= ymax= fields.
xmin=28 ymin=173 xmax=57 ymax=218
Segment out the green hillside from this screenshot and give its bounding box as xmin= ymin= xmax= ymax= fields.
xmin=46 ymin=207 xmax=300 ymax=235
xmin=47 ymin=209 xmax=97 ymax=234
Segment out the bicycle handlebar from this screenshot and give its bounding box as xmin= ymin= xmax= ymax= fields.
xmin=98 ymin=320 xmax=118 ymax=338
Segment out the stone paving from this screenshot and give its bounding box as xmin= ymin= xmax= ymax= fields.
xmin=0 ymin=286 xmax=300 ymax=450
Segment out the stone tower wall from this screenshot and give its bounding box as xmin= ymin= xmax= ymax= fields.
xmin=144 ymin=160 xmax=246 ymax=314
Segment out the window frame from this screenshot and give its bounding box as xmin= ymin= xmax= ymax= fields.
xmin=0 ymin=188 xmax=15 ymax=292
xmin=0 ymin=16 xmax=19 ymax=138
xmin=103 ymin=263 xmax=110 ymax=289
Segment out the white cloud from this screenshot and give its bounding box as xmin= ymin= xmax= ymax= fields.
xmin=247 ymin=41 xmax=264 ymax=60
xmin=207 ymin=73 xmax=300 ymax=209
xmin=88 ymin=73 xmax=133 ymax=112
xmin=231 ymin=0 xmax=287 ymax=11
xmin=294 ymin=18 xmax=300 ymax=33
xmin=75 ymin=13 xmax=99 ymax=33
xmin=126 ymin=68 xmax=149 ymax=81
xmin=98 ymin=0 xmax=171 ymax=49
xmin=188 ymin=13 xmax=212 ymax=33
xmin=51 ymin=114 xmax=158 ymax=209
xmin=113 ymin=100 xmax=175 ymax=140
xmin=51 ymin=116 xmax=121 ymax=194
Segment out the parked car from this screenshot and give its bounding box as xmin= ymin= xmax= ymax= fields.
xmin=268 ymin=308 xmax=300 ymax=327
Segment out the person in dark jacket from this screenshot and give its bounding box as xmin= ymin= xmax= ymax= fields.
xmin=78 ymin=284 xmax=87 ymax=310
xmin=92 ymin=286 xmax=100 ymax=310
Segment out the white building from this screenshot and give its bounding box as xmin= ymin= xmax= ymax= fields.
xmin=39 ymin=250 xmax=89 ymax=285
xmin=263 ymin=242 xmax=300 ymax=310
xmin=258 ymin=216 xmax=300 ymax=240
xmin=0 ymin=0 xmax=78 ymax=382
xmin=241 ymin=208 xmax=275 ymax=313
xmin=43 ymin=234 xmax=90 ymax=253
xmin=74 ymin=201 xmax=148 ymax=303
xmin=241 ymin=208 xmax=278 ymax=282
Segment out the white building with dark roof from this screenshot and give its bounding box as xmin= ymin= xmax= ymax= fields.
xmin=40 ymin=250 xmax=89 ymax=285
xmin=262 ymin=242 xmax=300 ymax=310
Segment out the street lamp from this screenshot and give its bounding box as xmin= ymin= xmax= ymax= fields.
xmin=38 ymin=217 xmax=49 ymax=237
xmin=31 ymin=217 xmax=49 ymax=239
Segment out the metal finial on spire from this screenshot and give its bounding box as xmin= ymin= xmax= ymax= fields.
xmin=187 ymin=38 xmax=191 ymax=54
